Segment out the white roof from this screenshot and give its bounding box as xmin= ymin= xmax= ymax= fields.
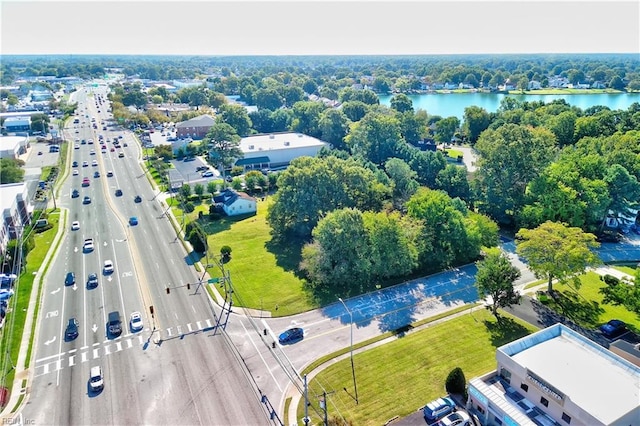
xmin=0 ymin=182 xmax=27 ymax=212
xmin=240 ymin=132 xmax=328 ymax=154
xmin=0 ymin=135 xmax=28 ymax=150
xmin=505 ymin=325 xmax=640 ymax=424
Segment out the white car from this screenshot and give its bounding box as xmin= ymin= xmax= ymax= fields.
xmin=435 ymin=411 xmax=471 ymax=426
xmin=91 ymin=160 xmax=98 ymax=166
xmin=72 ymin=169 xmax=79 ymax=176
xmin=130 ymin=312 xmax=143 ymax=332
xmin=103 ymin=260 xmax=114 ymax=274
xmin=106 ymin=171 xmax=113 ymax=177
xmin=202 ymin=171 xmax=214 ymax=178
xmin=83 ymin=238 xmax=94 ymax=252
xmin=74 ymin=143 xmax=80 ymax=149
xmin=71 ymin=221 xmax=80 ymax=231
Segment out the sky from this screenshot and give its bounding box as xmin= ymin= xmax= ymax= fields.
xmin=1 ymin=1 xmax=639 ymax=56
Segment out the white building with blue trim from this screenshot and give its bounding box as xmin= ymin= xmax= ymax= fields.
xmin=467 ymin=323 xmax=640 ymax=425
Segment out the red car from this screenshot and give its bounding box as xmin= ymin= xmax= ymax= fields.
xmin=82 ymin=178 xmax=90 ymax=187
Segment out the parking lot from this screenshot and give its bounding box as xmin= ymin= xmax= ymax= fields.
xmin=170 ymin=156 xmax=221 ymax=188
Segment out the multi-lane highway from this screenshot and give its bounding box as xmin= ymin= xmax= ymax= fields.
xmin=22 ymin=87 xmax=270 ymax=425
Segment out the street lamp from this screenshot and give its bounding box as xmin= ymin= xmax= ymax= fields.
xmin=338 ymin=297 xmax=358 ymax=404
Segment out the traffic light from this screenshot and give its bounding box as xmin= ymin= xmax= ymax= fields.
xmin=166 ymin=287 xmax=170 ymax=294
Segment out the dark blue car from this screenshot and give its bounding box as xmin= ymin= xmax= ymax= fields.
xmin=599 ymin=319 xmax=626 ymax=338
xmin=279 ymin=327 xmax=304 ymax=345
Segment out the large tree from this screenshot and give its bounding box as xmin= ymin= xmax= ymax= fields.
xmin=475 ymin=249 xmax=522 ymax=321
xmin=318 ymin=108 xmax=350 ymax=150
xmin=475 ymin=124 xmax=557 ymax=225
xmin=291 ymin=101 xmax=326 ymax=138
xmin=462 ymin=106 xmax=491 ymax=144
xmin=346 ymin=111 xmax=403 ymax=166
xmin=0 ymin=158 xmax=25 ymax=183
xmin=516 ymin=221 xmax=600 ymax=293
xmin=204 ymin=122 xmax=243 ymax=183
xmin=218 ymin=104 xmax=252 ymax=137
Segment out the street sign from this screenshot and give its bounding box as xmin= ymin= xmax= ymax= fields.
xmin=208 ymin=278 xmax=219 ymax=283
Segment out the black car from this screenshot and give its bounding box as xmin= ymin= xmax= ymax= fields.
xmin=196 ymin=165 xmax=209 ymax=172
xmin=71 ymin=189 xmax=79 ymax=198
xmin=134 ymin=195 xmax=142 ymax=203
xmin=87 ymin=273 xmax=98 ymax=289
xmin=65 ymin=318 xmax=79 ymax=341
xmin=72 ymin=161 xmax=78 ymax=167
xmin=64 ymin=271 xmax=75 ymax=286
xmin=600 ymin=319 xmax=627 ymax=338
xmin=278 ymin=327 xmax=304 ymax=345
xmin=115 ymin=189 xmax=123 ymax=196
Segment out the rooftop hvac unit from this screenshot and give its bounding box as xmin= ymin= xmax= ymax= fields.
xmin=284 ymin=141 xmax=290 ymax=146
xmin=249 ymin=145 xmax=254 ymax=150
xmin=269 ymin=134 xmax=275 ymax=139
xmin=298 ymin=134 xmax=303 ymax=137
xmin=258 ymin=147 xmax=263 ymax=150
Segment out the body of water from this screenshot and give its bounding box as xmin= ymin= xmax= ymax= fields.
xmin=378 ymin=92 xmax=640 ymax=121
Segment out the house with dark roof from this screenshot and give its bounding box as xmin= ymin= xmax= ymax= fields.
xmin=212 ymin=188 xmax=257 ymax=217
xmin=176 ymin=114 xmax=215 ymax=140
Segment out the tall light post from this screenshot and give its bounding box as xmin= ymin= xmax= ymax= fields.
xmin=338 ymin=297 xmax=358 ymax=404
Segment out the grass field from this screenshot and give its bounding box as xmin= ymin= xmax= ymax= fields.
xmin=182 ymin=198 xmax=315 ymax=317
xmin=545 ymin=271 xmax=639 ymax=332
xmin=444 ymin=148 xmax=463 ymax=159
xmin=298 ymin=309 xmax=537 ymax=426
xmin=611 ymin=265 xmax=638 ymax=276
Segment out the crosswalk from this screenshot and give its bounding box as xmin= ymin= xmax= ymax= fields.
xmin=34 ymin=318 xmax=217 ymax=377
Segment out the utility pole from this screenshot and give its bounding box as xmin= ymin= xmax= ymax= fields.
xmin=320 ymin=391 xmax=335 ymax=426
xmin=302 ymin=374 xmax=310 ymax=425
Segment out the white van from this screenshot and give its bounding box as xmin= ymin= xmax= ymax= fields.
xmin=89 ymin=366 xmax=104 ymax=391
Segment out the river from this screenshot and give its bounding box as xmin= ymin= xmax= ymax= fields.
xmin=378 ymin=92 xmax=640 ymax=121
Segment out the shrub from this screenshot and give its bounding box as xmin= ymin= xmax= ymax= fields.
xmin=603 ymin=274 xmax=620 ymax=286
xmin=445 ymin=367 xmax=467 ymax=399
xmin=184 ymin=202 xmax=195 ymax=213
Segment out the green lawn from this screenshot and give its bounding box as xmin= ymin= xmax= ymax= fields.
xmin=445 ymin=148 xmax=463 ymax=159
xmin=298 ymin=310 xmax=537 ymax=426
xmin=0 ymin=209 xmax=61 ymax=398
xmin=184 ymin=198 xmax=314 ymax=317
xmin=545 ymin=271 xmax=640 ymax=331
xmin=611 ymin=265 xmax=638 ymax=277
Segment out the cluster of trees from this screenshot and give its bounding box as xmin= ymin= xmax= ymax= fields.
xmin=4 ymin=53 xmax=639 ymax=92
xmin=268 ymin=156 xmax=497 ymax=298
xmin=0 ymin=158 xmax=25 ymax=183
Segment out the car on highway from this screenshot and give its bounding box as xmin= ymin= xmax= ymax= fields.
xmin=600 ymin=319 xmax=627 ymax=338
xmin=107 ymin=311 xmax=122 ymax=336
xmin=115 ymin=189 xmax=123 ymax=196
xmin=72 ymin=161 xmax=78 ymax=167
xmin=82 ymin=161 xmax=88 ymax=167
xmin=87 ymin=273 xmax=98 ymax=289
xmin=134 ymin=195 xmax=142 ymax=203
xmin=94 ymin=171 xmax=100 ymax=178
xmin=73 ymin=169 xmax=79 ymax=176
xmin=106 ymin=170 xmax=114 ymax=177
xmin=118 ymin=151 xmax=125 ymax=158
xmin=434 ymin=411 xmax=470 ymax=426
xmin=423 ymin=397 xmax=456 ymax=423
xmin=202 ymin=171 xmax=214 ymax=178
xmin=64 ymin=271 xmax=75 ymax=286
xmin=90 ymin=149 xmax=95 ymax=155
xmin=83 ymin=196 xmax=91 ymax=204
xmin=89 ymin=366 xmax=104 ymax=392
xmin=130 ymin=312 xmax=143 ymax=332
xmin=92 ymin=159 xmax=98 ymax=166
xmin=71 ymin=189 xmax=79 ymax=198
xmin=65 ymin=318 xmax=79 ymax=341
xmin=103 ymin=260 xmax=114 ymax=275
xmin=74 ymin=143 xmax=80 ymax=148
xmin=110 ymin=147 xmax=115 ymax=152
xmin=83 ymin=238 xmax=94 ymax=252
xmin=278 ymin=327 xmax=304 ymax=345
xmin=71 ymin=221 xmax=80 ymax=231
xmin=129 ymin=216 xmax=139 ymax=226
xmin=82 ymin=177 xmax=90 ymax=187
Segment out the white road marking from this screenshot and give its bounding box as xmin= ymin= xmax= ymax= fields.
xmin=176 ymin=325 xmax=182 ymax=335
xmin=68 ymin=355 xmax=75 ymax=367
xmin=197 ymin=321 xmax=203 ymax=330
xmin=104 ymin=345 xmax=111 ymax=355
xmin=126 ymin=339 xmax=133 ymax=349
xmin=167 ymin=328 xmax=172 ymax=337
xmin=116 ymin=341 xmax=122 ymax=351
xmin=206 ymin=319 xmax=212 ymax=328
xmin=93 ymin=348 xmax=100 ymax=359
xmin=81 ymin=352 xmax=88 ymax=363
xmin=187 ymin=323 xmax=193 ymax=332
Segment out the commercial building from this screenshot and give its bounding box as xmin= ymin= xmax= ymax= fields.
xmin=0 ymin=183 xmax=33 ymax=254
xmin=2 ymin=116 xmax=31 ymax=133
xmin=175 ymin=114 xmax=215 ymax=140
xmin=468 ymin=323 xmax=640 ymax=426
xmin=234 ymin=132 xmax=330 ymax=171
xmin=0 ymin=135 xmax=29 ymax=159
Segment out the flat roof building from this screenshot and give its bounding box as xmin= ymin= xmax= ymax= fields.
xmin=468 ymin=323 xmax=640 ymax=426
xmin=234 ymin=132 xmax=329 ymax=170
xmin=0 ymin=135 xmax=29 ymax=159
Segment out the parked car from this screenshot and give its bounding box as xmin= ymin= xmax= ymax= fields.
xmin=65 ymin=318 xmax=79 ymax=341
xmin=600 ymin=319 xmax=627 ymax=338
xmin=423 ymin=397 xmax=456 ymax=423
xmin=196 ymin=165 xmax=209 ymax=172
xmin=435 ymin=411 xmax=470 ymax=426
xmin=278 ymin=327 xmax=304 ymax=344
xmin=202 ymin=171 xmax=214 ymax=178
